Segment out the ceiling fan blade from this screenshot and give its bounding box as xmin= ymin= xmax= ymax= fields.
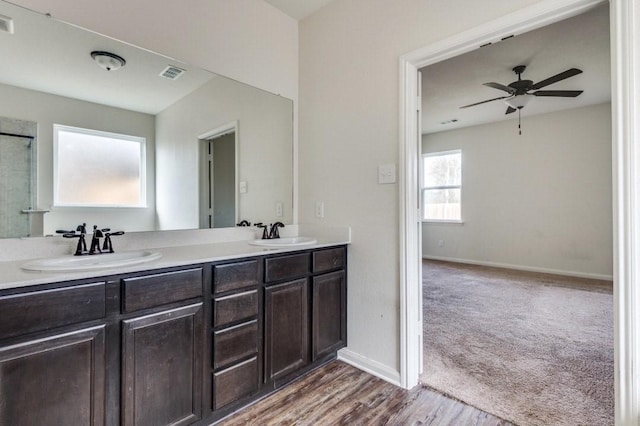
xmin=530 ymin=68 xmax=582 ymax=90
xmin=532 ymin=90 xmax=583 ymax=97
xmin=460 ymin=96 xmax=510 ymax=109
xmin=505 ymin=106 xmax=516 ymax=115
xmin=483 ymin=82 xmax=516 ymax=94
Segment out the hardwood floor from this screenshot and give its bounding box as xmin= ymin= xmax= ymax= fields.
xmin=217 ymin=361 xmax=511 ymax=425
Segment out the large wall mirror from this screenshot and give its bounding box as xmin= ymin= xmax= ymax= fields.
xmin=0 ymin=0 xmax=293 ymax=238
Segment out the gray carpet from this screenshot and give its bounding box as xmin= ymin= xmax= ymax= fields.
xmin=420 ymin=260 xmax=614 ymax=426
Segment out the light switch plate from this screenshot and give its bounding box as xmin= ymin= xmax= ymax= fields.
xmin=378 ymin=163 xmax=396 ymax=184
xmin=239 ymin=181 xmax=247 ymax=193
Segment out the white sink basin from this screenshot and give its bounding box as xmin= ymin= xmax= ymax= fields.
xmin=21 ymin=250 xmax=162 ymax=272
xmin=249 ymin=237 xmax=317 ymax=248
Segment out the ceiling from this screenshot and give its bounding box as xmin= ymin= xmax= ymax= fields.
xmin=0 ymin=1 xmax=214 ymax=114
xmin=421 ymin=4 xmax=611 ymax=134
xmin=264 ymin=0 xmax=334 ymax=20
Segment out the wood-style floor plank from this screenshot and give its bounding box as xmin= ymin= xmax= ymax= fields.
xmin=217 ymin=361 xmax=512 ymax=426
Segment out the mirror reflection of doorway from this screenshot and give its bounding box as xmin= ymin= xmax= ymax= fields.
xmin=199 ymin=124 xmax=237 ymax=229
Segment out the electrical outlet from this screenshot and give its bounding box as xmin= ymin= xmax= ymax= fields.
xmin=315 ymin=202 xmax=324 ymax=218
xmin=239 ymin=181 xmax=247 ymax=193
xmin=276 ymin=202 xmax=283 ymax=217
xmin=438 ymin=239 xmax=444 ymax=248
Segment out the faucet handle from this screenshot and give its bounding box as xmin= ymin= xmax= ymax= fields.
xmin=269 ymin=222 xmax=285 ymax=239
xmin=254 ymin=223 xmax=269 ymax=240
xmin=102 ymin=230 xmax=124 ymax=252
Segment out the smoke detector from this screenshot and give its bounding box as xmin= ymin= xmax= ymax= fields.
xmin=91 ymin=51 xmax=126 ymax=71
xmin=159 ymin=65 xmax=186 ymax=80
xmin=0 ymin=14 xmax=14 ymax=34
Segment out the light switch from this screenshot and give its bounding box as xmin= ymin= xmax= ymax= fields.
xmin=239 ymin=181 xmax=247 ymax=193
xmin=378 ymin=164 xmax=396 ymax=184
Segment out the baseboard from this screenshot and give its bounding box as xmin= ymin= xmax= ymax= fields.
xmin=337 ymin=348 xmax=402 ymax=387
xmin=422 ymin=255 xmax=613 ymax=281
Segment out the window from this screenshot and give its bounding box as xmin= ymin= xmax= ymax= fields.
xmin=54 ymin=125 xmax=146 ymax=207
xmin=422 ymin=150 xmax=461 ymax=222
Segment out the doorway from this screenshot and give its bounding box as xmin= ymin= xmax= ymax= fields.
xmin=399 ymin=0 xmax=640 ymax=422
xmin=199 ymin=122 xmax=239 ymax=229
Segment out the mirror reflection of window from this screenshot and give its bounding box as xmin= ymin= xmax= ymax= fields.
xmin=54 ymin=124 xmax=146 ymax=207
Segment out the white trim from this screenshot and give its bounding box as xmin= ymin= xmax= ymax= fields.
xmin=400 ymin=1 xmax=640 ymax=423
xmin=422 ymin=255 xmax=614 ymax=282
xmin=337 ymin=348 xmax=401 ymax=387
xmin=610 ymin=0 xmax=640 ymax=423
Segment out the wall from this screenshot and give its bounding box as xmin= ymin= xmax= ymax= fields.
xmin=155 ymin=77 xmax=293 ymax=230
xmin=0 ymin=83 xmax=156 ymax=235
xmin=9 ymin=0 xmax=298 ymax=101
xmin=422 ymin=103 xmax=613 ymax=279
xmin=299 ymin=0 xmax=546 ymax=377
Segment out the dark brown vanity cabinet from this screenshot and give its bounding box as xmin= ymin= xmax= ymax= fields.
xmin=211 ymin=259 xmax=261 ymax=411
xmin=0 ymin=282 xmax=107 ymax=426
xmin=120 ymin=268 xmax=205 ymax=426
xmin=264 ymin=278 xmax=309 ymax=381
xmin=263 ymin=247 xmax=347 ymax=384
xmin=0 ymin=244 xmax=347 ymax=426
xmin=311 ymin=247 xmax=347 ymax=361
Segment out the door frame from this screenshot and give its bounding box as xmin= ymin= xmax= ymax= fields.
xmin=198 ymin=121 xmax=239 ymax=228
xmin=398 ymin=0 xmax=640 ymax=423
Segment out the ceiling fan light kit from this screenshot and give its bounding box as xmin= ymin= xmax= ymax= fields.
xmin=460 ymin=65 xmax=584 ymax=135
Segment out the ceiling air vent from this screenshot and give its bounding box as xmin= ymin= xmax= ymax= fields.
xmin=159 ymin=65 xmax=186 ymax=80
xmin=0 ymin=14 xmax=14 ymax=34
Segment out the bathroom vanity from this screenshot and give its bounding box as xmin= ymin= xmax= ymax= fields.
xmin=0 ymin=242 xmax=347 ymax=426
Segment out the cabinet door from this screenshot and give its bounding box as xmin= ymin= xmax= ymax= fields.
xmin=264 ymin=279 xmax=308 ymax=382
xmin=0 ymin=325 xmax=106 ymax=426
xmin=122 ymin=303 xmax=203 ymax=426
xmin=312 ymin=271 xmax=347 ymax=361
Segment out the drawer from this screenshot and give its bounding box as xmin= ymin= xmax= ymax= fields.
xmin=312 ymin=247 xmax=345 ymax=273
xmin=264 ymin=253 xmax=309 ymax=283
xmin=0 ymin=282 xmax=106 ymax=340
xmin=213 ymin=356 xmax=259 ymax=410
xmin=213 ymin=260 xmax=260 ymax=294
xmin=213 ymin=289 xmax=258 ymax=328
xmin=122 ymin=268 xmax=203 ymax=313
xmin=214 ymin=320 xmax=258 ymax=369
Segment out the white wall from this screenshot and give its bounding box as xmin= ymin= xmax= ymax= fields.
xmin=422 ymin=103 xmax=613 ymax=279
xmin=0 ymin=82 xmax=156 ymax=235
xmin=299 ymin=0 xmax=546 ymax=376
xmin=155 ymin=77 xmax=293 ymax=230
xmin=10 ymin=0 xmax=298 ymax=101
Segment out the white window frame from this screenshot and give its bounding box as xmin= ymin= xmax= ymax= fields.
xmin=421 ymin=149 xmax=462 ymax=223
xmin=53 ymin=124 xmax=147 ymax=208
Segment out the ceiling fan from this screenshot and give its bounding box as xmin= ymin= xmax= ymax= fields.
xmin=460 ymin=65 xmax=583 ymax=115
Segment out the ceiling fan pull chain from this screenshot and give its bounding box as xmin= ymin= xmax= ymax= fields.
xmin=519 ymin=109 xmax=522 ymax=135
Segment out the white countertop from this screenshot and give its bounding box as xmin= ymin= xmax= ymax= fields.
xmin=0 ymin=234 xmax=350 ymax=291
